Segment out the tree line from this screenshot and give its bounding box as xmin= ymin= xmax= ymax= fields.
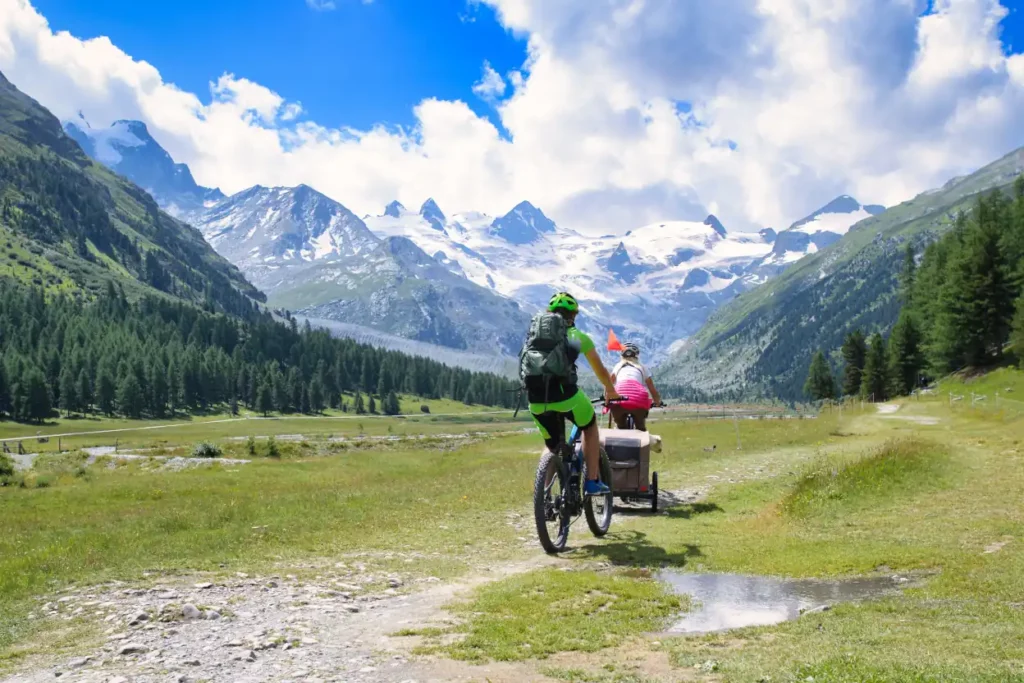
xmin=0 ymin=280 xmax=521 ymax=423
xmin=805 ymin=177 xmax=1024 ymax=401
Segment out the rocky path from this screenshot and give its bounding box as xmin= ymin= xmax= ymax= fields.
xmin=6 ymin=555 xmax=564 ymax=683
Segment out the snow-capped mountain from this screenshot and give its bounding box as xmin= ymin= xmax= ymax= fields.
xmin=64 ymin=117 xmax=224 ymax=219
xmin=68 ymin=119 xmax=885 ymax=364
xmin=760 ymin=195 xmax=886 ymax=267
xmin=190 ymin=184 xmax=530 ymax=354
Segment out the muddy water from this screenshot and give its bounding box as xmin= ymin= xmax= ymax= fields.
xmin=659 ymin=572 xmax=910 ymax=633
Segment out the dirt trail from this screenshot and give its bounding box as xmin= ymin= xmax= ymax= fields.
xmin=875 ymin=403 xmax=941 ymax=425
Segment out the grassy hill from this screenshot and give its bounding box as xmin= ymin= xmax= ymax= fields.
xmin=659 ymin=146 xmax=1024 ymax=400
xmin=0 ymin=70 xmax=262 ymax=316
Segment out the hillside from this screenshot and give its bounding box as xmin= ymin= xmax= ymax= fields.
xmin=659 ymin=146 xmax=1024 ymax=400
xmin=0 ymin=70 xmax=262 ymax=316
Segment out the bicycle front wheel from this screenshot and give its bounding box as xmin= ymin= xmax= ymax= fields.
xmin=584 ymin=447 xmax=613 ymax=537
xmin=534 ymin=450 xmax=570 ymax=553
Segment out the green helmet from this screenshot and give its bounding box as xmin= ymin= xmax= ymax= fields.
xmin=548 ymin=291 xmax=578 ymax=313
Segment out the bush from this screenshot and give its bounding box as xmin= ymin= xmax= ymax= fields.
xmin=266 ymin=436 xmax=280 ymax=458
xmin=191 ymin=441 xmax=223 ymax=459
xmin=246 ymin=435 xmax=257 ymax=456
xmin=0 ymin=452 xmax=14 ymax=478
xmin=420 ymin=404 xmax=430 ymax=414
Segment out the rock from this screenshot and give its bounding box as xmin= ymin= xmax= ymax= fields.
xmin=225 ymin=639 xmax=244 ymax=647
xmin=246 ymin=650 xmax=257 ymax=662
xmin=205 ymin=611 xmax=221 ymax=621
xmin=68 ymin=656 xmax=92 ymax=668
xmin=193 ymin=582 xmax=213 ymax=590
xmin=345 ymin=605 xmax=360 ymax=613
xmin=801 ymin=604 xmax=831 ymax=616
xmin=118 ymin=642 xmax=149 ymax=655
xmin=128 ymin=611 xmax=149 ymax=625
xmin=181 ymin=604 xmax=202 ymax=620
xmin=388 ymin=578 xmax=403 ymax=588
xmin=183 ymin=659 xmax=201 ymax=666
xmin=108 ymin=677 xmax=129 ymax=683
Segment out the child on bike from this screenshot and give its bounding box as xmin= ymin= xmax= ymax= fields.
xmin=522 ymin=292 xmax=621 ymax=495
xmin=609 ymin=342 xmax=662 ymax=431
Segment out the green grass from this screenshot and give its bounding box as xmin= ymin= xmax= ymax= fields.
xmin=782 ymin=439 xmax=952 ymax=517
xmin=426 ymin=569 xmax=683 ymax=662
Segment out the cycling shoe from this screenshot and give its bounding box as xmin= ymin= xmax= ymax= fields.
xmin=584 ymin=479 xmax=610 ymax=496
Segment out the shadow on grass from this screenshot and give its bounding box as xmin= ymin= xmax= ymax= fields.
xmin=571 ymin=529 xmax=702 ymax=568
xmin=665 ymin=502 xmax=724 ymax=519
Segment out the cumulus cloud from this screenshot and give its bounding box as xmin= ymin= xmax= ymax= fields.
xmin=472 ymin=61 xmax=506 ymax=101
xmin=1 ymin=0 xmax=1023 ymax=234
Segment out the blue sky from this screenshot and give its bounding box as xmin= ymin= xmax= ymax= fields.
xmin=9 ymin=0 xmax=1024 ymax=232
xmin=31 ymin=0 xmax=527 ymax=130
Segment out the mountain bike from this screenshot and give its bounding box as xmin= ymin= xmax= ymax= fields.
xmin=533 ymin=397 xmax=616 ymax=554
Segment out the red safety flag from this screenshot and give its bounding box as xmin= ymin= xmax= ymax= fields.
xmin=607 ymin=328 xmax=624 ymax=351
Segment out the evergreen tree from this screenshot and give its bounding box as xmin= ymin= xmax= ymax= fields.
xmin=149 ymin=358 xmax=169 ymax=417
xmin=888 ymin=309 xmax=924 ymax=396
xmin=900 ymin=242 xmax=916 ymax=305
xmin=288 ymin=367 xmax=303 ymax=414
xmin=117 ymin=374 xmax=143 ymax=419
xmin=24 ymin=368 xmax=51 ymax=423
xmin=354 ymin=391 xmax=366 ymax=415
xmin=96 ymin=364 xmax=116 ymax=416
xmin=368 ymin=394 xmax=377 ymax=414
xmin=840 ymin=330 xmax=867 ymax=397
xmin=383 ymin=390 xmax=401 ymax=416
xmin=803 ymin=350 xmax=836 ymax=401
xmin=0 ymin=363 xmax=10 ymax=418
xmin=58 ymin=367 xmax=77 ymax=416
xmin=77 ymin=369 xmax=92 ymax=415
xmin=257 ymin=383 xmax=274 ymax=417
xmin=861 ymin=332 xmax=890 ymax=402
xmin=308 ymin=376 xmax=325 ymax=414
xmin=1012 ymin=294 xmax=1024 ymax=368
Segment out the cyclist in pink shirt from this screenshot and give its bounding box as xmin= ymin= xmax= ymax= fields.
xmin=609 ymin=342 xmax=662 ymax=431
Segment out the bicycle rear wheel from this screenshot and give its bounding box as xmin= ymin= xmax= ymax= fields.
xmin=584 ymin=447 xmax=613 ymax=537
xmin=534 ymin=450 xmax=570 ymax=553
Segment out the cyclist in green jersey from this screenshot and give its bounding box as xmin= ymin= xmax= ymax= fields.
xmin=529 ymin=292 xmax=622 ymax=495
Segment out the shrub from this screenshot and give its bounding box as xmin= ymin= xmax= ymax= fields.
xmin=420 ymin=405 xmax=430 ymax=414
xmin=0 ymin=452 xmax=14 ymax=478
xmin=191 ymin=442 xmax=223 ymax=459
xmin=246 ymin=435 xmax=257 ymax=456
xmin=266 ymin=436 xmax=280 ymax=458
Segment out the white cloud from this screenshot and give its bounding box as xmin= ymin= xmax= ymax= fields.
xmin=305 ymin=0 xmax=336 ymax=11
xmin=2 ymin=0 xmax=1024 ymax=234
xmin=472 ymin=61 xmax=506 ymax=101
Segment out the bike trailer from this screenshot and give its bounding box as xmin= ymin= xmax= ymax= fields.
xmin=600 ymin=429 xmax=652 ymax=496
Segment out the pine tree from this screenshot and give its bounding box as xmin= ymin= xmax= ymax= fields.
xmin=0 ymin=363 xmax=10 ymax=418
xmin=77 ymin=369 xmax=92 ymax=415
xmin=803 ymin=350 xmax=836 ymax=401
xmin=861 ymin=332 xmax=889 ymax=402
xmin=149 ymin=359 xmax=169 ymax=417
xmin=354 ymin=391 xmax=366 ymax=415
xmin=96 ymin=364 xmax=116 ymax=416
xmin=308 ymin=377 xmax=325 ymax=414
xmin=58 ymin=367 xmax=77 ymax=417
xmin=24 ymin=368 xmax=51 ymax=423
xmin=257 ymin=383 xmax=274 ymax=417
xmin=840 ymin=330 xmax=867 ymax=397
xmin=368 ymin=394 xmax=377 ymax=414
xmin=383 ymin=390 xmax=401 ymax=416
xmin=900 ymin=242 xmax=916 ymax=305
xmin=888 ymin=309 xmax=924 ymax=396
xmin=117 ymin=374 xmax=143 ymax=419
xmin=1012 ymin=294 xmax=1024 ymax=368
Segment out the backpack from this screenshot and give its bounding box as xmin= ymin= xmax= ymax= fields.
xmin=519 ymin=312 xmax=576 ymax=400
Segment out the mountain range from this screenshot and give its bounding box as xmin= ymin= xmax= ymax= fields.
xmin=64 ymin=117 xmax=884 ymax=366
xmin=658 ymin=146 xmax=1024 ymax=399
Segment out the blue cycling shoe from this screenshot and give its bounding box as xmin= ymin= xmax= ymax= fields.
xmin=584 ymin=479 xmax=610 ymax=496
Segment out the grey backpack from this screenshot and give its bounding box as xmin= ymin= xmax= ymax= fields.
xmin=519 ymin=312 xmax=574 ymax=393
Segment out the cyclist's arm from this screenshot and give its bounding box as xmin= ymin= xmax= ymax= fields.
xmin=646 ymin=377 xmax=662 ymax=405
xmin=583 ymin=348 xmax=620 ymax=399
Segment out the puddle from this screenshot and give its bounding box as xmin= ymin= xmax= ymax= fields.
xmin=659 ymin=572 xmax=912 ymax=634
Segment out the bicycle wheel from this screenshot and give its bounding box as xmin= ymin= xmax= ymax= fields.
xmin=534 ymin=450 xmax=570 ymax=553
xmin=584 ymin=447 xmax=613 ymax=537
